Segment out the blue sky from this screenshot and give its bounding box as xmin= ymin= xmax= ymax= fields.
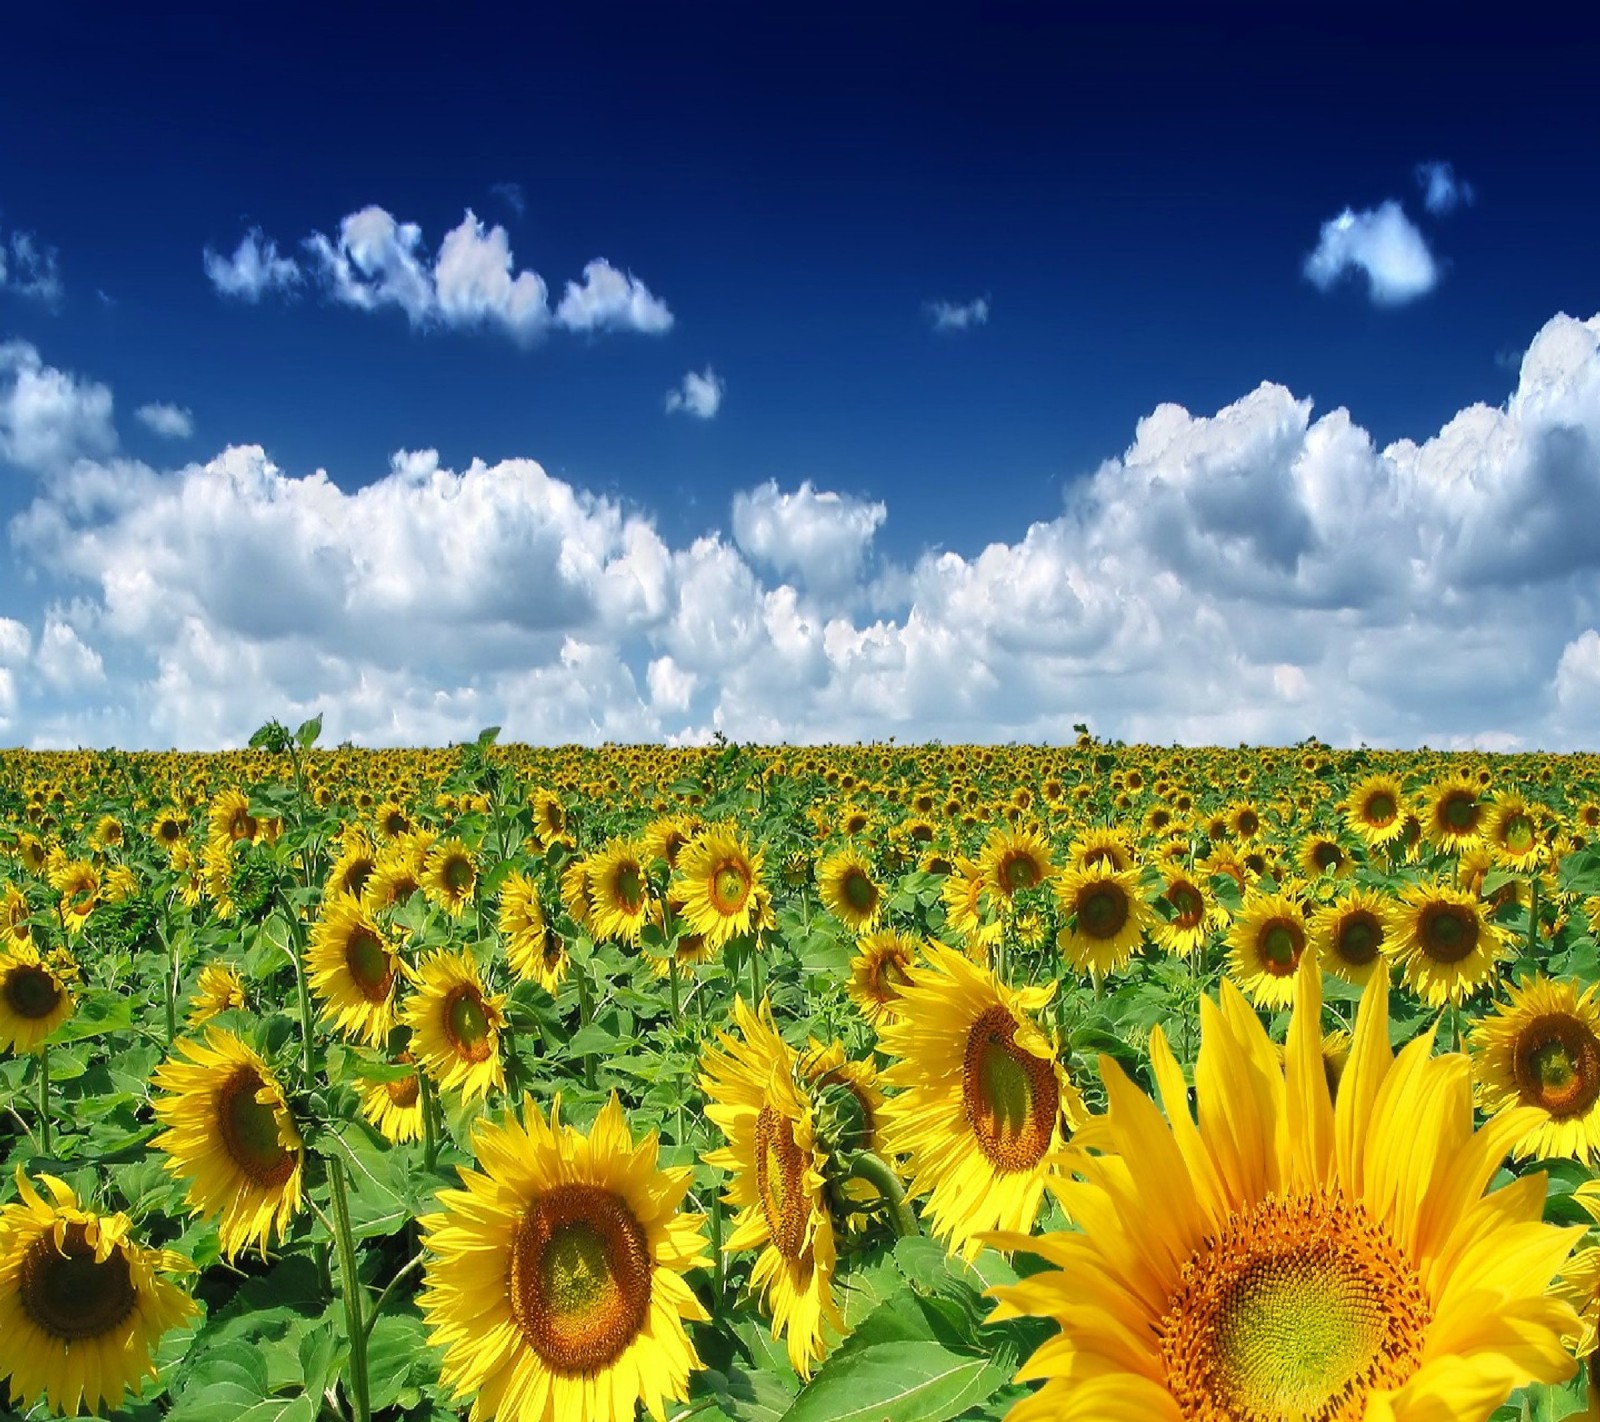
xmin=2 ymin=5 xmax=1599 ymax=749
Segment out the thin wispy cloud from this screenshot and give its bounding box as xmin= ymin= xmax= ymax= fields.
xmin=1416 ymin=160 xmax=1475 ymax=216
xmin=203 ymin=228 xmax=303 ymax=302
xmin=927 ymin=296 xmax=990 ymax=331
xmin=1303 ymin=200 xmax=1439 ymax=306
xmin=135 ymin=402 xmax=194 ymax=439
xmin=0 ymin=224 xmax=63 ymax=304
xmin=490 ymin=181 xmax=526 ymax=217
xmin=665 ymin=367 xmax=724 ymax=419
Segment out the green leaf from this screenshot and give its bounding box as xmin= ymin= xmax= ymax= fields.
xmin=367 ymin=1309 xmax=440 ymax=1412
xmin=294 ymin=713 xmax=323 ymax=749
xmin=46 ymin=990 xmax=133 ymax=1044
xmin=166 ymin=1340 xmax=316 ymax=1422
xmin=779 ymin=1340 xmax=1008 ymax=1422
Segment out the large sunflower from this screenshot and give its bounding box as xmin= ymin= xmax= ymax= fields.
xmin=403 ymin=950 xmax=507 ymax=1103
xmin=1423 ymin=775 xmax=1485 ymax=852
xmin=672 ymin=826 xmax=766 ymax=951
xmin=878 ymin=942 xmax=1085 ymax=1260
xmin=1470 ymin=974 xmax=1600 ymax=1163
xmin=423 ymin=838 xmax=479 ymax=918
xmin=700 ymin=998 xmax=843 ymax=1377
xmin=419 ymin=1094 xmax=710 ymax=1422
xmin=1054 ymin=863 xmax=1154 ymax=980
xmin=816 ymin=847 xmax=883 ymax=933
xmin=1391 ymin=881 xmax=1507 ymax=1006
xmin=150 ymin=1029 xmax=305 ymax=1259
xmin=1226 ymin=889 xmax=1313 ymax=1008
xmin=0 ymin=1171 xmax=198 ymax=1415
xmin=0 ymin=941 xmax=74 ymax=1052
xmin=987 ymin=957 xmax=1582 ymax=1421
xmin=306 ymin=897 xmax=400 ymax=1046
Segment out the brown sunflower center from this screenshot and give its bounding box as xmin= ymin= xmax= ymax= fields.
xmin=1333 ymin=912 xmax=1383 ymax=967
xmin=614 ymin=863 xmax=644 ymax=912
xmin=1416 ymin=903 xmax=1478 ymax=964
xmin=961 ymin=1005 xmax=1059 ymax=1173
xmin=1514 ymin=1015 xmax=1600 ymax=1119
xmin=1077 ymin=884 xmax=1129 ymax=940
xmin=1168 ymin=883 xmax=1205 ymax=930
xmin=217 ymin=1067 xmax=297 ymax=1187
xmin=711 ymin=861 xmax=752 ymax=915
xmin=1235 ymin=810 xmax=1261 ymax=837
xmin=18 ymin=1222 xmax=137 ymax=1342
xmin=340 ymin=857 xmax=376 ymax=899
xmin=998 ymin=851 xmax=1042 ymax=894
xmin=842 ymin=867 xmax=877 ymax=914
xmin=509 ymin=1184 xmax=652 ymax=1376
xmin=159 ymin=818 xmax=183 ymax=842
xmin=383 ymin=1051 xmax=421 ymax=1108
xmin=442 ymin=855 xmax=475 ymax=895
xmin=1440 ymin=792 xmax=1478 ymax=833
xmin=345 ymin=926 xmax=394 ymax=1002
xmin=1312 ymin=842 xmax=1344 ymax=872
xmin=845 ymin=812 xmax=870 ymax=835
xmin=443 ymin=986 xmax=494 ymax=1063
xmin=754 ymin=1105 xmax=809 ymax=1259
xmin=1258 ymin=919 xmax=1305 ymax=975
xmin=1361 ymin=794 xmax=1396 ymax=828
xmin=1159 ymin=1190 xmax=1429 ymax=1422
xmin=4 ymin=963 xmax=63 ymax=1020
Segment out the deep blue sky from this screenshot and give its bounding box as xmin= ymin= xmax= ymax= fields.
xmin=3 ymin=2 xmax=1598 ymax=561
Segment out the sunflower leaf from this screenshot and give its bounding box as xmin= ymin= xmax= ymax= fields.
xmin=777 ymin=1339 xmax=1008 ymax=1422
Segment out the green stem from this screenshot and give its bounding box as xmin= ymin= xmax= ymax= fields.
xmin=1527 ymin=873 xmax=1540 ymax=960
xmin=363 ymin=1252 xmax=425 ymax=1343
xmin=577 ymin=969 xmax=598 ymax=1090
xmin=36 ymin=1044 xmax=50 ymax=1155
xmin=846 ymin=1151 xmax=918 ymax=1237
xmin=709 ymin=1186 xmax=724 ymax=1309
xmin=164 ymin=927 xmax=179 ymax=1046
xmin=280 ymin=899 xmax=317 ymax=1078
xmin=420 ymin=1070 xmax=441 ymax=1173
xmin=327 ymin=1154 xmax=372 ymax=1422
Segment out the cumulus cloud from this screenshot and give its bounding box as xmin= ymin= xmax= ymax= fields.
xmin=0 ymin=226 xmax=63 ymax=304
xmin=135 ymin=402 xmax=194 ymax=439
xmin=0 ymin=341 xmax=117 ymax=474
xmin=1416 ymin=161 xmax=1475 ymax=216
xmin=6 ymin=312 xmax=1600 ymax=750
xmin=927 ymin=296 xmax=990 ymax=331
xmin=554 ymin=258 xmax=673 ymax=334
xmin=203 ymin=228 xmax=302 ymax=301
xmin=1304 ymin=200 xmax=1439 ymax=306
xmin=665 ymin=367 xmax=724 ymax=419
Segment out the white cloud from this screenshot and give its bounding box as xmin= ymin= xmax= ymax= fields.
xmin=0 ymin=341 xmax=117 ymax=474
xmin=1303 ymin=200 xmax=1439 ymax=306
xmin=0 ymin=227 xmax=63 ymax=304
xmin=135 ymin=402 xmax=194 ymax=440
xmin=927 ymin=296 xmax=990 ymax=331
xmin=665 ymin=367 xmax=724 ymax=419
xmin=7 ymin=312 xmax=1600 ymax=750
xmin=554 ymin=258 xmax=673 ymax=334
xmin=1416 ymin=161 xmax=1475 ymax=216
xmin=203 ymin=228 xmax=302 ymax=301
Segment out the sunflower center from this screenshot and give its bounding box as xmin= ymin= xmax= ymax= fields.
xmin=444 ymin=987 xmax=494 ymax=1063
xmin=1312 ymin=842 xmax=1343 ymax=871
xmin=1515 ymin=1015 xmax=1600 ymax=1118
xmin=510 ymin=1184 xmax=652 ymax=1376
xmin=1160 ymin=1190 xmax=1429 ymax=1422
xmin=1501 ymin=814 xmax=1536 ymax=854
xmin=218 ymin=1067 xmax=297 ymax=1187
xmin=1334 ymin=913 xmax=1382 ymax=967
xmin=754 ymin=1105 xmax=809 ymax=1259
xmin=1418 ymin=904 xmax=1477 ymax=964
xmin=961 ymin=1005 xmax=1059 ymax=1173
xmin=615 ymin=864 xmax=644 ymax=911
xmin=1442 ymin=794 xmax=1477 ymax=832
xmin=4 ymin=963 xmax=62 ymax=1020
xmin=345 ymin=926 xmax=394 ymax=1002
xmin=999 ymin=851 xmax=1041 ymax=894
xmin=1362 ymin=794 xmax=1396 ymax=827
xmin=1168 ymin=883 xmax=1205 ymax=930
xmin=18 ymin=1223 xmax=137 ymax=1342
xmin=1236 ymin=810 xmax=1260 ymax=837
xmin=384 ymin=1050 xmax=421 ymax=1107
xmin=712 ymin=862 xmax=752 ymax=915
xmin=342 ymin=858 xmax=376 ymax=899
xmin=1259 ymin=920 xmax=1304 ymax=974
xmin=1078 ymin=885 xmax=1129 ymax=940
xmin=443 ymin=856 xmax=474 ymax=894
xmin=842 ymin=868 xmax=877 ymax=913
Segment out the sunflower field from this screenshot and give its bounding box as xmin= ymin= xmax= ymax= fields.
xmin=6 ymin=720 xmax=1600 ymax=1421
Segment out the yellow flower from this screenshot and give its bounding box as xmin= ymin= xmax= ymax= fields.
xmin=418 ymin=1094 xmax=709 ymax=1422
xmin=1344 ymin=772 xmax=1407 ymax=849
xmin=0 ymin=1170 xmax=197 ymax=1415
xmin=1391 ymin=880 xmax=1508 ymax=1006
xmin=672 ymin=826 xmax=766 ymax=951
xmin=816 ymin=846 xmax=883 ymax=933
xmin=306 ymin=897 xmax=400 ymax=1046
xmin=0 ymin=941 xmax=74 ymax=1052
xmin=186 ymin=961 xmax=246 ymax=1027
xmin=1226 ymin=889 xmax=1313 ymax=1008
xmin=847 ymin=929 xmax=921 ymax=1028
xmin=1054 ymin=863 xmax=1154 ymax=980
xmin=360 ymin=1050 xmax=425 ymax=1144
xmin=403 ymin=950 xmax=507 ymax=1103
xmin=1309 ymin=886 xmax=1397 ymax=988
xmin=588 ymin=837 xmax=653 ymax=946
xmin=1150 ymin=871 xmax=1225 ymax=959
xmin=977 ymin=825 xmax=1056 ymax=904
xmin=46 ymin=858 xmax=98 ymax=934
xmin=423 ymin=838 xmax=479 ymax=917
xmin=1423 ymin=775 xmax=1485 ymax=851
xmin=987 ymin=957 xmax=1583 ymax=1421
xmin=150 ymin=1029 xmax=305 ymax=1260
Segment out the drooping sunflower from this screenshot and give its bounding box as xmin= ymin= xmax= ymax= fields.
xmin=1391 ymin=880 xmax=1508 ymax=1006
xmin=1053 ymin=863 xmax=1154 ymax=980
xmin=419 ymin=1093 xmax=710 ymax=1422
xmin=1 ymin=884 xmax=31 ymax=951
xmin=816 ymin=846 xmax=883 ymax=933
xmin=672 ymin=826 xmax=766 ymax=951
xmin=1226 ymin=888 xmax=1313 ymax=1008
xmin=1066 ymin=825 xmax=1137 ymax=874
xmin=47 ymin=857 xmax=99 ymax=935
xmin=977 ymin=825 xmax=1056 ymax=905
xmin=1469 ymin=975 xmax=1600 ymax=1163
xmin=941 ymin=858 xmax=1003 ymax=954
xmin=150 ymin=1029 xmax=305 ymax=1259
xmin=1309 ymin=886 xmax=1397 ymax=988
xmin=987 ymin=956 xmax=1583 ymax=1422
xmin=530 ymin=788 xmax=574 ymax=850
xmin=0 ymin=1171 xmax=198 ymax=1416
xmin=878 ymin=942 xmax=1085 ymax=1260
xmin=1344 ymin=771 xmax=1407 ymax=849
xmin=423 ymin=838 xmax=479 ymax=917
xmin=360 ymin=1049 xmax=425 ymax=1144
xmin=403 ymin=950 xmax=507 ymax=1103
xmin=1149 ymin=870 xmax=1226 ymax=959
xmin=1423 ymin=774 xmax=1485 ymax=851
xmin=186 ymin=961 xmax=246 ymax=1027
xmin=0 ymin=941 xmax=74 ymax=1052
xmin=559 ymin=856 xmax=595 ymax=932
xmin=643 ymin=814 xmax=698 ymax=871
xmin=587 ymin=838 xmax=653 ymax=946
xmin=499 ymin=869 xmax=554 ymax=979
xmin=307 ymin=897 xmax=400 ymax=1046
xmin=846 ymin=928 xmax=921 ymax=1027
xmin=700 ymin=998 xmax=843 ymax=1377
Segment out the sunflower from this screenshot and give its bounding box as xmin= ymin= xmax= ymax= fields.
xmin=1485 ymin=792 xmax=1546 ymax=872
xmin=150 ymin=1029 xmax=305 ymax=1259
xmin=1150 ymin=871 xmax=1225 ymax=959
xmin=530 ymin=788 xmax=573 ymax=850
xmin=587 ymin=838 xmax=653 ymax=946
xmin=817 ymin=846 xmax=883 ymax=933
xmin=2 ymin=884 xmax=32 ymax=952
xmin=324 ymin=831 xmax=379 ymax=902
xmin=798 ymin=1038 xmax=883 ymax=1158
xmin=559 ymin=856 xmax=595 ymax=932
xmin=0 ymin=1171 xmax=198 ymax=1416
xmin=986 ymin=956 xmax=1583 ymax=1422
xmin=186 ymin=961 xmax=246 ymax=1027
xmin=360 ymin=1050 xmax=425 ymax=1144
xmin=1067 ymin=825 xmax=1137 ymax=874
xmin=1226 ymin=888 xmax=1313 ymax=1008
xmin=362 ymin=841 xmax=425 ymax=915
xmin=0 ymin=941 xmax=74 ymax=1052
xmin=403 ymin=950 xmax=507 ymax=1103
xmin=643 ymin=814 xmax=697 ymax=871
xmin=207 ymin=787 xmax=257 ymax=846
xmin=307 ymin=897 xmax=400 ymax=1046
xmin=1054 ymin=863 xmax=1154 ymax=980
xmin=1344 ymin=771 xmax=1407 ymax=849
xmin=1309 ymin=886 xmax=1396 ymax=988
xmin=423 ymin=838 xmax=479 ymax=917
xmin=1424 ymin=774 xmax=1485 ymax=851
xmin=978 ymin=825 xmax=1056 ymax=904
xmin=878 ymin=942 xmax=1085 ymax=1259
xmin=499 ymin=869 xmax=555 ymax=979
xmin=1225 ymin=800 xmax=1266 ymax=842
xmin=1298 ymin=831 xmax=1353 ymax=880
xmin=419 ymin=1093 xmax=710 ymax=1422
xmin=373 ymin=799 xmax=413 ymax=840
xmin=846 ymin=929 xmax=921 ymax=1027
xmin=673 ymin=826 xmax=767 ymax=951
xmin=1391 ymin=880 xmax=1508 ymax=1006
xmin=700 ymin=998 xmax=842 ymax=1377
xmin=941 ymin=858 xmax=1003 ymax=953
xmin=47 ymin=857 xmax=98 ymax=934
xmin=1469 ymin=975 xmax=1600 ymax=1163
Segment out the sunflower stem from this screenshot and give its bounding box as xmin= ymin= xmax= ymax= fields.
xmin=327 ymin=1154 xmax=373 ymax=1422
xmin=846 ymin=1150 xmax=918 ymax=1237
xmin=577 ymin=968 xmax=598 ymax=1091
xmin=278 ymin=894 xmax=318 ymax=1080
xmin=420 ymin=1069 xmax=441 ymax=1173
xmin=363 ymin=1251 xmax=425 ymax=1343
xmin=36 ymin=1044 xmax=51 ymax=1155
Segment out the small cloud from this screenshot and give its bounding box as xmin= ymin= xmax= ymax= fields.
xmin=1303 ymin=200 xmax=1439 ymax=306
xmin=135 ymin=402 xmax=194 ymax=439
xmin=927 ymin=296 xmax=990 ymax=331
xmin=665 ymin=367 xmax=724 ymax=419
xmin=1415 ymin=161 xmax=1475 ymax=216
xmin=490 ymin=181 xmax=526 ymax=217
xmin=204 ymin=228 xmax=302 ymax=301
xmin=555 ymin=258 xmax=673 ymax=334
xmin=0 ymin=226 xmax=63 ymax=304
xmin=1495 ymin=345 xmax=1525 ymax=373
